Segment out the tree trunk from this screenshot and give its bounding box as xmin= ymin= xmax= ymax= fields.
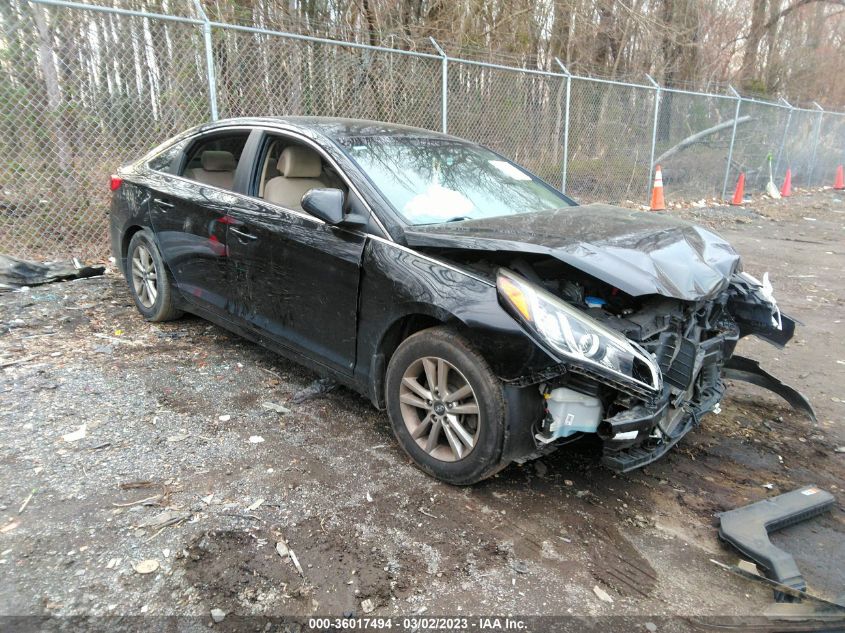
xmin=739 ymin=0 xmax=768 ymax=85
xmin=33 ymin=5 xmax=71 ymax=177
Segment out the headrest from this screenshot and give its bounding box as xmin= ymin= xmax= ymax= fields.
xmin=201 ymin=150 xmax=236 ymax=172
xmin=277 ymin=146 xmax=322 ymax=178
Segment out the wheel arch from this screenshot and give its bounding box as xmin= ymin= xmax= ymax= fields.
xmin=367 ymin=309 xmax=466 ymax=408
xmin=118 ymin=225 xmax=146 ymax=274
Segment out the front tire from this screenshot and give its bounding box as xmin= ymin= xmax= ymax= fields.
xmin=385 ymin=326 xmax=507 ymax=485
xmin=125 ymin=229 xmax=182 ymax=322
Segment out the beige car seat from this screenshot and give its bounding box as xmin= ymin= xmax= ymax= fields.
xmin=186 ymin=150 xmax=236 ymax=189
xmin=264 ymin=146 xmax=327 ymax=210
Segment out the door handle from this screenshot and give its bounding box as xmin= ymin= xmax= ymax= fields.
xmin=153 ymin=198 xmax=174 ymax=209
xmin=230 ymin=227 xmax=258 ymax=241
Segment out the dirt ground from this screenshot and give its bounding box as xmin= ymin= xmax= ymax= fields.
xmin=0 ymin=188 xmax=843 ymax=630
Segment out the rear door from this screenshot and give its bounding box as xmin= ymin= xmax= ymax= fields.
xmin=149 ymin=129 xmax=254 ymax=317
xmin=224 ymin=131 xmax=367 ymax=375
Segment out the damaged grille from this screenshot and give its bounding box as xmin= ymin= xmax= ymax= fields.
xmin=658 ymin=334 xmax=697 ymax=390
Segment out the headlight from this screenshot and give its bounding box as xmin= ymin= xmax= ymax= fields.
xmin=497 ymin=269 xmax=661 ymax=392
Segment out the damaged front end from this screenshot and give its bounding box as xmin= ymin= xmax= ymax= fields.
xmin=496 ymin=265 xmax=814 ymax=473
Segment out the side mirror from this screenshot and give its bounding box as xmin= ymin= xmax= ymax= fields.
xmin=301 ymin=188 xmax=345 ymax=225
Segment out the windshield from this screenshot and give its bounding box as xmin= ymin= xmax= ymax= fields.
xmin=339 ymin=135 xmax=573 ymax=225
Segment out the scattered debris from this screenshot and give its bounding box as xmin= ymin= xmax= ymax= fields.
xmin=738 ymin=559 xmax=761 ymax=575
xmin=644 ymin=623 xmax=657 ymax=633
xmin=723 ymin=356 xmax=816 ymax=422
xmin=210 ymin=608 xmax=226 ymax=623
xmin=366 ymin=492 xmax=373 ymax=503
xmin=105 ymin=558 xmax=121 ymax=570
xmin=249 ymin=436 xmax=265 ymax=444
xmin=262 ymin=402 xmax=291 ymax=414
xmin=290 ymin=377 xmax=337 ymax=404
xmin=0 ymin=255 xmax=104 ymax=291
xmin=711 ymin=559 xmax=845 ymax=611
xmin=510 ymin=561 xmax=529 ymax=574
xmin=218 ymin=414 xmax=231 ymax=422
xmin=18 ymin=490 xmax=35 ymax=514
xmin=0 ymin=521 xmax=20 ymax=534
xmin=166 ymin=433 xmax=189 ymax=443
xmin=136 ymin=510 xmax=189 ymax=530
xmin=593 ymin=585 xmax=614 ymax=603
xmin=835 ymin=446 xmax=845 ymax=454
xmin=246 ymin=498 xmax=265 ymax=511
xmin=114 ymin=481 xmax=169 ymax=508
xmin=717 ymin=485 xmax=835 ymax=600
xmin=111 ymin=494 xmax=162 ymax=508
xmin=762 ymin=483 xmax=774 ymax=490
xmin=289 ymin=549 xmax=304 ymax=576
xmin=275 ymin=541 xmax=289 ymax=558
xmin=133 ymin=559 xmax=159 ymax=574
xmin=62 ymin=424 xmax=87 ymax=443
xmin=361 ymin=598 xmax=375 ymax=614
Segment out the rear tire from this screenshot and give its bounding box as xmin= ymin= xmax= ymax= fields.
xmin=125 ymin=229 xmax=182 ymax=322
xmin=385 ymin=326 xmax=507 ymax=485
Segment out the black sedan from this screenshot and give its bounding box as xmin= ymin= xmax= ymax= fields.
xmin=110 ymin=117 xmax=813 ymax=484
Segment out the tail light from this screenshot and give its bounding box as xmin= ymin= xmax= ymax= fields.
xmin=110 ymin=175 xmax=123 ymax=191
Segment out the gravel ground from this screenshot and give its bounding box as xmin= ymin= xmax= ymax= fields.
xmin=0 ymin=189 xmax=843 ymax=630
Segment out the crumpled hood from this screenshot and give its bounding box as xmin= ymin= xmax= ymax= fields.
xmin=403 ymin=203 xmax=741 ymax=300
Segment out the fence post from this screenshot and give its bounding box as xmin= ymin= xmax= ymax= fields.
xmin=554 ymin=58 xmax=572 ymax=194
xmin=645 ymin=74 xmax=660 ymax=203
xmin=430 ymin=37 xmax=448 ymax=134
xmin=807 ymin=102 xmax=824 ymax=186
xmin=721 ymin=85 xmax=742 ymax=201
xmin=192 ymin=0 xmax=218 ymax=121
xmin=773 ymin=97 xmax=793 ymax=178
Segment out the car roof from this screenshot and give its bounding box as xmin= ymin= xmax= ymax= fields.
xmin=205 ymin=116 xmax=455 ymax=142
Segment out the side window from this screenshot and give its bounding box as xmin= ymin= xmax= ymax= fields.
xmin=148 ymin=142 xmax=184 ymax=173
xmin=255 ymin=134 xmax=348 ymax=212
xmin=179 ymin=132 xmax=249 ymax=191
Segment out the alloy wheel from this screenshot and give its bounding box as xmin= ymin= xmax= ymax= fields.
xmin=131 ymin=244 xmax=158 ymax=308
xmin=399 ymin=356 xmax=481 ymax=462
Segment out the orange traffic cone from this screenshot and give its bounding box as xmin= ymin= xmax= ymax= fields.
xmin=650 ymin=165 xmax=666 ymax=211
xmin=835 ymin=165 xmax=845 ymax=190
xmin=730 ymin=172 xmax=746 ymax=205
xmin=780 ymin=168 xmax=792 ymax=197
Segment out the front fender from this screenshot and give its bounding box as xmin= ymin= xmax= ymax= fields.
xmin=356 ymin=239 xmax=553 ymax=387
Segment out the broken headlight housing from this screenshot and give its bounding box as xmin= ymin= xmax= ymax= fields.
xmin=497 ymin=269 xmax=661 ymax=393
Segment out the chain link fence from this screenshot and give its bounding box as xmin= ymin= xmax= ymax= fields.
xmin=2 ymin=0 xmax=845 ymax=261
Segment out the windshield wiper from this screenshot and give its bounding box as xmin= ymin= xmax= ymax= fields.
xmin=444 ymin=216 xmax=472 ymax=223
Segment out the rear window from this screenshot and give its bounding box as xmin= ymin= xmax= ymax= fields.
xmin=181 ymin=133 xmax=249 ymax=175
xmin=179 ymin=132 xmax=250 ymax=191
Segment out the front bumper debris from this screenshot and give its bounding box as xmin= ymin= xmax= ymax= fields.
xmin=717 ymin=485 xmax=835 ymax=601
xmin=722 ymin=355 xmax=816 ymax=422
xmin=599 ymin=382 xmax=723 ymax=472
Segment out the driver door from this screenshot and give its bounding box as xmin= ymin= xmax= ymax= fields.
xmin=224 ymin=132 xmax=367 ymax=375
